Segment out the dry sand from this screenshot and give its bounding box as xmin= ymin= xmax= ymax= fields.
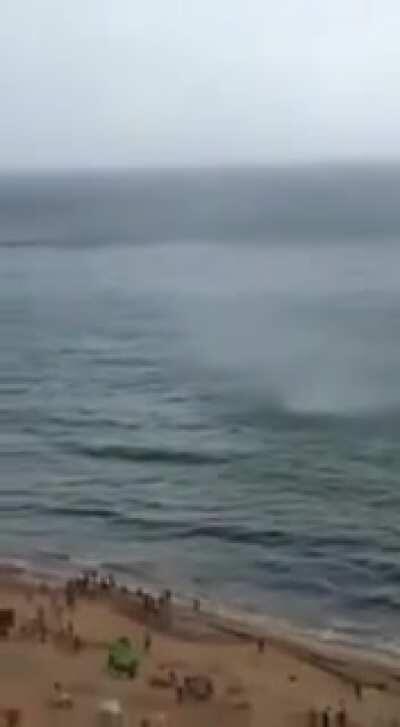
xmin=0 ymin=574 xmax=399 ymax=726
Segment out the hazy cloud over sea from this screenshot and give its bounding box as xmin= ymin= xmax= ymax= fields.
xmin=1 ymin=0 xmax=400 ymax=168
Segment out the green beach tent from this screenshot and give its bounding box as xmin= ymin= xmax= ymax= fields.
xmin=108 ymin=637 xmax=140 ymax=678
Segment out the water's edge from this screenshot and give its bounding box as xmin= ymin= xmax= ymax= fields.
xmin=2 ymin=553 xmax=400 ymax=673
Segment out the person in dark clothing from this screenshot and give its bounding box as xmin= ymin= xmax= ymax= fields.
xmin=144 ymin=631 xmax=152 ymax=652
xmin=4 ymin=708 xmax=21 ymax=727
xmin=308 ymin=708 xmax=318 ymax=727
xmin=176 ymin=684 xmax=184 ymax=703
xmin=336 ymin=701 xmax=347 ymax=727
xmin=354 ymin=681 xmax=363 ymax=701
xmin=322 ymin=706 xmax=331 ymax=727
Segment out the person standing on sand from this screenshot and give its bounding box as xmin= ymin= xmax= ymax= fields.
xmin=354 ymin=682 xmax=362 ymax=701
xmin=322 ymin=706 xmax=332 ymax=727
xmin=37 ymin=605 xmax=47 ymax=642
xmin=144 ymin=631 xmax=152 ymax=652
xmin=336 ymin=700 xmax=347 ymax=727
xmin=176 ymin=683 xmax=184 ymax=703
xmin=65 ymin=580 xmax=76 ymax=610
xmin=4 ymin=708 xmax=21 ymax=727
xmin=257 ymin=637 xmax=265 ymax=653
xmin=308 ymin=707 xmax=318 ymax=727
xmin=67 ymin=619 xmax=73 ymax=633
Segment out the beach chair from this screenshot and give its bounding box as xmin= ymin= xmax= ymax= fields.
xmin=184 ymin=674 xmax=214 ymax=700
xmin=97 ymin=699 xmax=124 ymax=727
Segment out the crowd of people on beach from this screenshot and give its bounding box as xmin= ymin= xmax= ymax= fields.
xmin=310 ymin=702 xmax=348 ymax=727
xmin=0 ymin=570 xmax=394 ymax=726
xmin=60 ymin=571 xmax=370 ymax=725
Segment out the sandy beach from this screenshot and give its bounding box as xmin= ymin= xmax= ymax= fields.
xmin=0 ymin=572 xmax=398 ymax=726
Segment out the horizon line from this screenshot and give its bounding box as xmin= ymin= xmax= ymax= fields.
xmin=2 ymin=158 xmax=400 ymax=177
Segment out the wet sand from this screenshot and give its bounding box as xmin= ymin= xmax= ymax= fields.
xmin=0 ymin=573 xmax=399 ymax=726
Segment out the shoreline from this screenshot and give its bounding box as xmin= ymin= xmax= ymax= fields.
xmin=1 ymin=561 xmax=400 ymax=685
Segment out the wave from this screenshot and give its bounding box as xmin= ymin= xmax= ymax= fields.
xmin=46 ymin=414 xmax=141 ymax=432
xmin=181 ymin=524 xmax=295 ymax=547
xmin=61 ymin=441 xmax=230 ymax=466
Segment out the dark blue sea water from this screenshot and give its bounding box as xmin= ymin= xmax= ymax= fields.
xmin=2 ymin=166 xmax=400 ymax=654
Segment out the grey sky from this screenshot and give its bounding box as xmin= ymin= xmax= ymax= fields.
xmin=1 ymin=0 xmax=400 ymax=168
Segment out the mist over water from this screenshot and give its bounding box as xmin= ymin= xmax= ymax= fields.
xmin=2 ymin=167 xmax=400 ymax=653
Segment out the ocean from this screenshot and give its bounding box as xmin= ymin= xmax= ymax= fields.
xmin=1 ymin=165 xmax=400 ymax=655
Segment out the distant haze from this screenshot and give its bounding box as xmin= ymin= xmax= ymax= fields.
xmin=1 ymin=1 xmax=400 ymax=169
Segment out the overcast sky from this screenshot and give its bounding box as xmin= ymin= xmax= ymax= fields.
xmin=1 ymin=0 xmax=400 ymax=169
